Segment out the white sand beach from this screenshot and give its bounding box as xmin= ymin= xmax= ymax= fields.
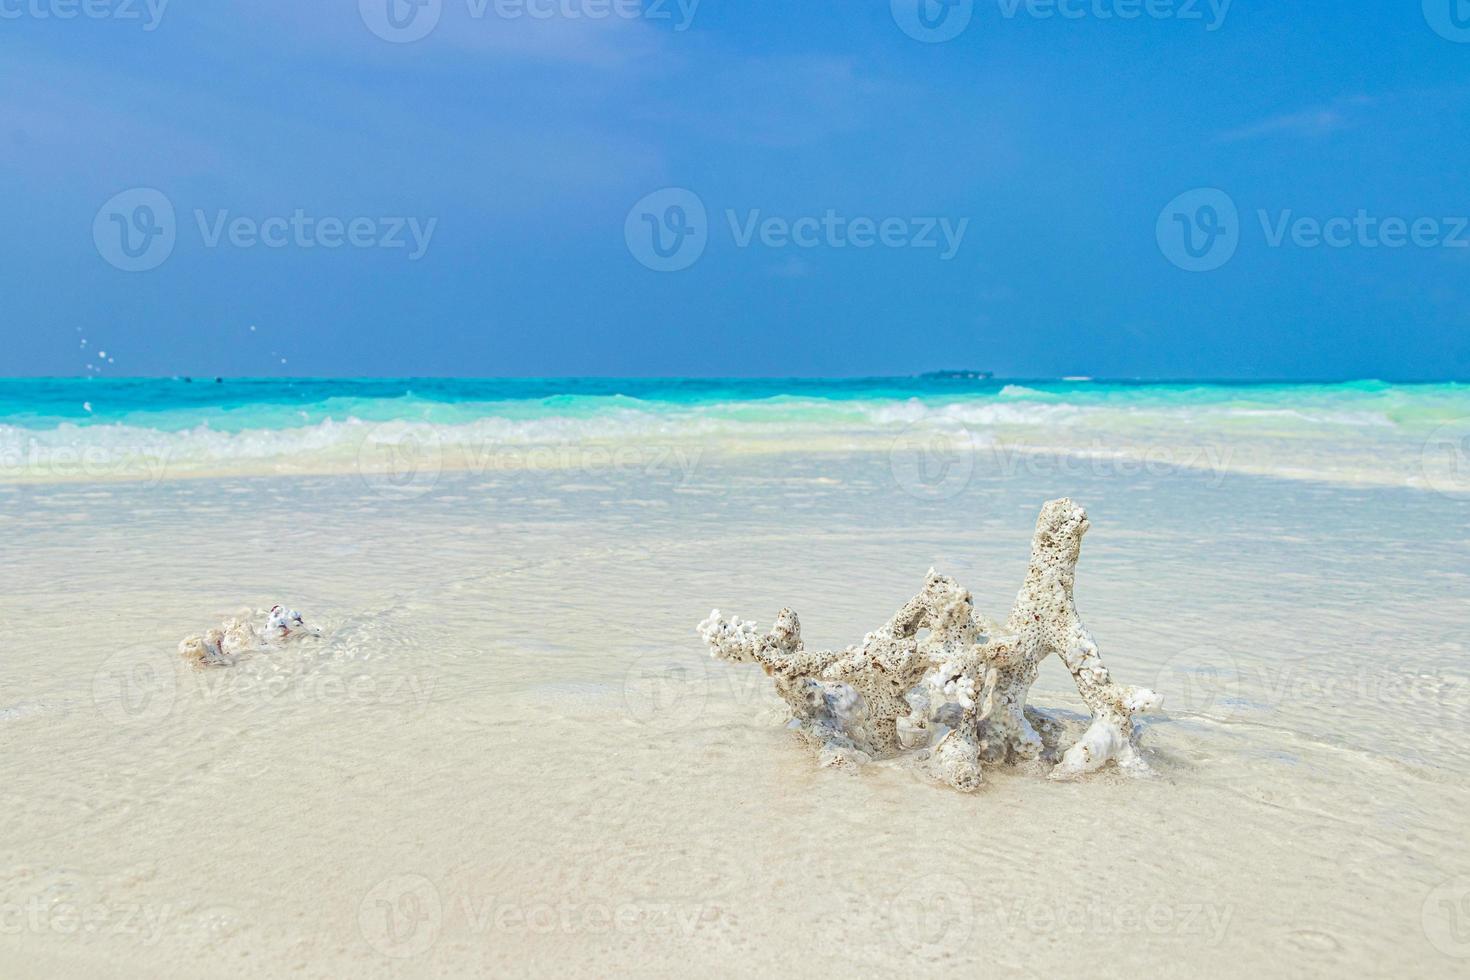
xmin=3 ymin=443 xmax=1467 ymax=977
xmin=9 ymin=0 xmax=1468 ymax=973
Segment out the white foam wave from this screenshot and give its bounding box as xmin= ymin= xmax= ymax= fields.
xmin=0 ymin=395 xmax=1457 ymax=492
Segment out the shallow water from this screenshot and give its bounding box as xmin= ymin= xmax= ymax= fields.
xmin=2 ymin=445 xmax=1468 ymax=977
xmin=5 ymin=377 xmax=1470 ymax=495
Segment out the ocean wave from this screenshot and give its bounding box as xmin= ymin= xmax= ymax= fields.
xmin=0 ymin=383 xmax=1466 ymax=492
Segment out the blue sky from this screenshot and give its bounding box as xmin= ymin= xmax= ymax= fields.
xmin=3 ymin=1 xmax=1469 ymax=379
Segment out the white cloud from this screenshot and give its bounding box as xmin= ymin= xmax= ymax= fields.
xmin=1213 ymin=108 xmax=1349 ymax=144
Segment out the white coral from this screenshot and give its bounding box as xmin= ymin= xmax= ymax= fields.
xmin=932 ymin=662 xmax=977 ymax=711
xmin=265 ymin=605 xmax=320 ymax=641
xmin=696 ymin=499 xmax=1162 ymax=791
xmin=180 ymin=605 xmax=322 ymax=668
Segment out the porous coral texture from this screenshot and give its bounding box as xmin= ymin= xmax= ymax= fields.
xmin=698 ymin=499 xmax=1161 ymax=791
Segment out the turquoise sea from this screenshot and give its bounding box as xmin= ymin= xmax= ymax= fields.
xmin=4 ymin=377 xmax=1470 ymax=979
xmin=1 ymin=377 xmax=1467 ymax=490
xmin=1 ymin=376 xmax=1468 ymax=429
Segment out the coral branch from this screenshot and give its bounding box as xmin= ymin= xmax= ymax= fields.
xmin=699 ymin=570 xmax=976 ymax=762
xmin=696 ymin=498 xmax=1162 ymax=791
xmin=1049 ymin=631 xmax=1162 ymax=779
xmin=179 ymin=605 xmax=321 ymax=668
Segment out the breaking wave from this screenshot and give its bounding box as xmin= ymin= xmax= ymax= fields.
xmin=1 ymin=379 xmax=1466 ymax=491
